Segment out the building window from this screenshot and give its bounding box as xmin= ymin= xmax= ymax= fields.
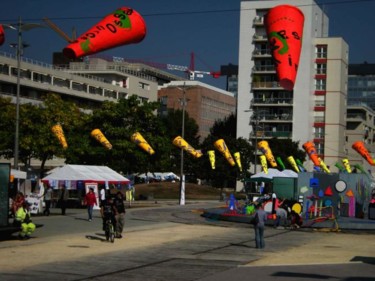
xmin=315 ymin=79 xmax=326 ymax=90
xmin=316 ymin=45 xmax=327 ymax=59
xmin=138 ymin=82 xmax=150 ymax=90
xmin=315 ymin=63 xmax=326 ymax=75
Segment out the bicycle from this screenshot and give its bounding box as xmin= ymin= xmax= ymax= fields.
xmin=104 ymin=218 xmax=115 ymax=243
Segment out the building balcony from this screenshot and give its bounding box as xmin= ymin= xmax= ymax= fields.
xmin=251 ymin=113 xmax=293 ymax=122
xmin=252 ymin=50 xmax=272 ymax=58
xmin=252 ymin=97 xmax=293 ymax=106
xmin=347 ymin=113 xmax=366 ymax=121
xmin=252 ymin=65 xmax=276 ymax=73
xmin=252 ymin=34 xmax=268 ymax=42
xmin=253 ymin=17 xmax=264 ymax=26
xmin=250 ymin=130 xmax=292 ymax=139
xmin=252 ymin=81 xmax=283 ymax=90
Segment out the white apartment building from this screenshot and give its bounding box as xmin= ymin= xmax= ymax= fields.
xmin=237 ymin=0 xmax=348 ymax=173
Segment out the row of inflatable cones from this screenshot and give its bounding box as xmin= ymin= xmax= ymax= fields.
xmin=51 ymin=124 xmax=243 ymax=171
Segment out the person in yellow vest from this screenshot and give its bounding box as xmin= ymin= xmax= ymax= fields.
xmin=14 ymin=201 xmax=36 ymax=240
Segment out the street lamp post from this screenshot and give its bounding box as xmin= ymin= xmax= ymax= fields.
xmin=4 ymin=17 xmax=43 ymax=170
xmin=179 ymin=82 xmax=186 ymax=205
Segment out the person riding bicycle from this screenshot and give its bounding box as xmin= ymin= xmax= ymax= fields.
xmin=100 ymin=196 xmax=116 ymax=232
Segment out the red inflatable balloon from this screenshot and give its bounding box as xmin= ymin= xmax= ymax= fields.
xmin=0 ymin=25 xmax=5 ymax=46
xmin=265 ymin=5 xmax=304 ymax=91
xmin=63 ymin=7 xmax=146 ymax=59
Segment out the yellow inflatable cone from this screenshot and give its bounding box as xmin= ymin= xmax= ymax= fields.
xmin=260 ymin=155 xmax=268 ymax=174
xmin=342 ymin=158 xmax=352 ymax=173
xmin=233 ymin=152 xmax=242 ymax=172
xmin=319 ymin=157 xmax=330 ymax=173
xmin=172 ymin=136 xmax=202 ymax=158
xmin=51 ymin=124 xmax=68 ymax=149
xmin=287 ymin=156 xmax=300 ymax=173
xmin=91 ymin=129 xmax=112 ymax=150
xmin=257 ymin=140 xmax=277 ymax=167
xmin=213 ymin=139 xmax=235 ymax=166
xmin=207 ymin=150 xmax=215 ymax=169
xmin=131 ymin=132 xmax=155 ymax=155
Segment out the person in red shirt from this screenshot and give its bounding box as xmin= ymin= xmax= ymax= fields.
xmin=84 ymin=188 xmax=97 ymax=221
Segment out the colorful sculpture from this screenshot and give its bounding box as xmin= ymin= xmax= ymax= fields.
xmin=264 ymin=5 xmax=304 ymax=91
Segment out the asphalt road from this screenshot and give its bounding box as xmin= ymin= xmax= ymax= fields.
xmin=0 ymin=201 xmax=374 ymax=281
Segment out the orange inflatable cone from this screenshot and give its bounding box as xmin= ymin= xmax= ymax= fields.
xmin=233 ymin=152 xmax=243 ymax=172
xmin=131 ymin=132 xmax=155 ymax=155
xmin=302 ymin=141 xmax=320 ymax=167
xmin=265 ymin=5 xmax=304 ymax=91
xmin=51 ymin=124 xmax=68 ymax=149
xmin=352 ymin=141 xmax=375 ymax=166
xmin=173 ymin=136 xmax=202 ymax=158
xmin=207 ymin=150 xmax=215 ymax=170
xmin=63 ymin=7 xmax=146 ymax=59
xmin=213 ymin=139 xmax=235 ymax=166
xmin=91 ymin=129 xmax=112 ymax=150
xmin=257 ymin=141 xmax=277 ymax=167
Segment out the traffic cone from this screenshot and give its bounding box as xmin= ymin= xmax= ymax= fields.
xmin=257 ymin=140 xmax=277 ymax=167
xmin=173 ymin=136 xmax=202 ymax=158
xmin=91 ymin=129 xmax=112 ymax=150
xmin=265 ymin=5 xmax=304 ymax=91
xmin=63 ymin=7 xmax=146 ymax=59
xmin=213 ymin=139 xmax=235 ymax=166
xmin=131 ymin=132 xmax=155 ymax=155
xmin=51 ymin=124 xmax=68 ymax=149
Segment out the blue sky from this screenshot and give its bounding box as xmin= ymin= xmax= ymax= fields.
xmin=0 ymin=0 xmax=374 ymax=89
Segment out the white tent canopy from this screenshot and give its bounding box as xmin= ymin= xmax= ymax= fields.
xmin=42 ymin=165 xmax=130 ymax=185
xmin=251 ymin=168 xmax=298 ymax=179
xmin=11 ymin=169 xmax=27 ymax=179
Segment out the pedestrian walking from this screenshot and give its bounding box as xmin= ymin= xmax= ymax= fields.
xmin=113 ymin=191 xmax=126 ymax=238
xmin=84 ymin=188 xmax=97 ymax=221
xmin=253 ymin=203 xmax=268 ymax=249
xmin=41 ymin=184 xmax=53 ymax=216
xmin=58 ymin=185 xmax=69 ymax=215
xmin=99 ymin=186 xmax=106 ymax=207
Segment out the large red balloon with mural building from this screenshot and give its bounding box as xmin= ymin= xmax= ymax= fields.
xmin=265 ymin=5 xmax=304 ymax=91
xmin=63 ymin=7 xmax=146 ymax=59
